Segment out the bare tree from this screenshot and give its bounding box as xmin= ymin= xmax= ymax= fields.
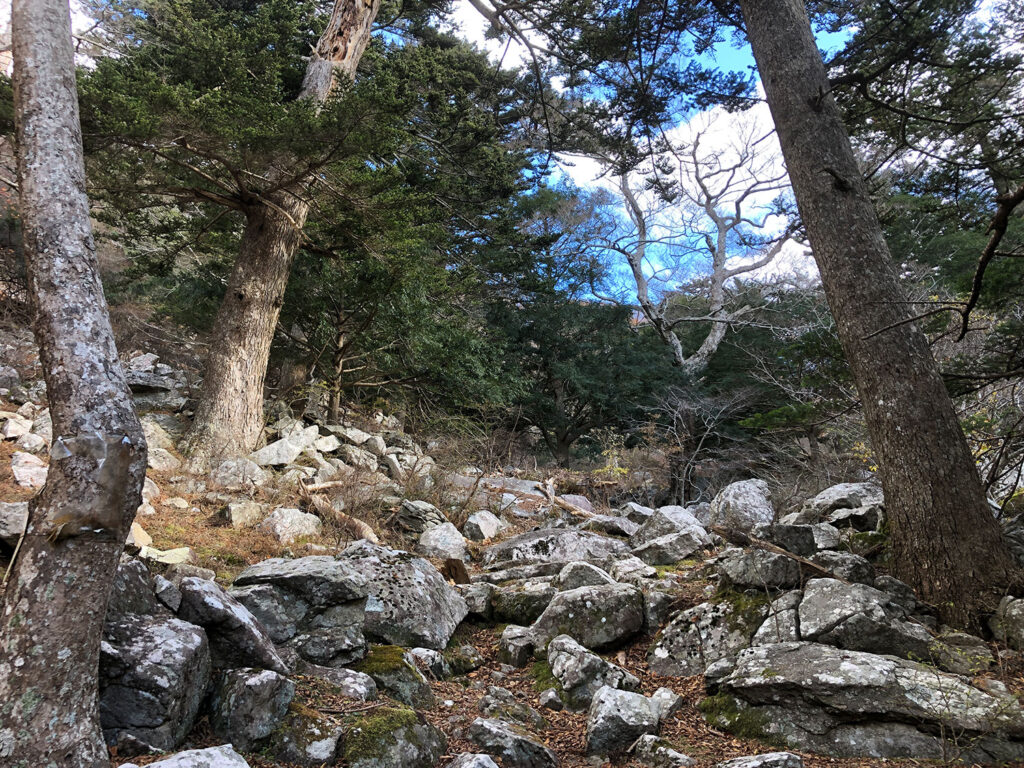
xmin=737 ymin=0 xmax=1019 ymax=629
xmin=606 ymin=112 xmax=794 ymax=375
xmin=0 ymin=0 xmax=146 ymax=764
xmin=181 ymin=0 xmax=382 ymax=471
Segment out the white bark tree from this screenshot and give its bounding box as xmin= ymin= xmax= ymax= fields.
xmin=607 ymin=111 xmax=794 ymax=375
xmin=0 ymin=0 xmax=146 ymax=765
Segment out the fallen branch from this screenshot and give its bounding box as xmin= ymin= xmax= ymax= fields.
xmin=299 ymin=482 xmax=379 ymax=544
xmin=711 ymin=525 xmax=848 ymax=583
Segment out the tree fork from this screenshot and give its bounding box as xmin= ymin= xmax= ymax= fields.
xmin=737 ymin=0 xmax=1019 ymax=629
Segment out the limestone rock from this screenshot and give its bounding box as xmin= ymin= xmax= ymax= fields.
xmin=493 ymin=580 xmax=557 ymax=625
xmin=416 ymin=521 xmax=468 ymax=560
xmin=100 ymin=615 xmax=211 ymax=750
xmin=208 ymin=668 xmax=294 ymax=751
xmin=798 ymin=578 xmax=932 ymax=660
xmin=467 ymin=718 xmax=558 ymax=768
xmin=122 ymin=745 xmax=250 ymax=768
xmin=530 ymin=583 xmax=644 ymax=650
xmin=715 ymin=548 xmax=801 ymax=590
xmin=483 ymin=528 xmax=628 ymax=567
xmin=11 ymin=450 xmax=47 ymax=487
xmin=341 ymin=706 xmax=446 ymax=768
xmin=709 ymin=480 xmax=773 ymax=532
xmin=209 ymin=457 xmax=269 ymax=491
xmin=586 ymin=686 xmax=659 ymax=756
xmin=712 ymin=641 xmax=1024 ymax=762
xmin=548 ymin=634 xmax=640 ymax=710
xmin=648 ymin=597 xmax=767 ymax=677
xmin=716 ymin=754 xmax=803 ymax=768
xmin=397 ymin=499 xmax=447 ymax=534
xmin=340 ymin=540 xmax=469 ymax=650
xmin=259 ymin=507 xmax=322 ymax=544
xmin=464 ymin=510 xmax=506 ymax=541
xmin=176 ymin=577 xmax=288 ymax=673
xmin=0 ymin=500 xmax=28 ymax=545
xmin=555 ymin=561 xmax=615 ymax=591
xmin=632 ymin=734 xmax=695 ymax=767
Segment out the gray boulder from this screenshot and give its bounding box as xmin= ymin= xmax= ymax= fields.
xmin=710 ymin=641 xmax=1024 ymax=762
xmin=100 ymin=616 xmax=210 ymax=750
xmin=340 ymin=541 xmax=469 ymax=649
xmin=493 ymin=580 xmax=558 ymax=625
xmin=809 ymin=550 xmax=875 ymax=584
xmin=121 ymin=745 xmax=249 ymax=768
xmin=478 ymin=685 xmax=545 ymax=730
xmin=264 ymin=706 xmax=342 ymax=767
xmin=416 ymin=521 xmax=468 ymax=560
xmin=555 ymin=561 xmax=615 ymax=590
xmin=259 ymin=507 xmax=322 ymax=544
xmin=339 ymin=707 xmax=447 ymax=768
xmin=630 ymin=506 xmax=708 ymax=547
xmin=632 ymin=533 xmax=709 ymax=566
xmin=350 ymin=645 xmax=435 ymax=707
xmin=464 ymin=510 xmax=505 ymax=541
xmin=585 ymin=686 xmax=659 ymax=756
xmin=799 ymin=482 xmax=883 ymax=521
xmin=715 ymin=754 xmax=803 ymax=768
xmin=209 ymin=457 xmax=268 ymax=491
xmin=208 ymin=669 xmax=294 ymax=751
xmin=397 ymin=499 xmax=446 ymax=534
xmin=467 ymin=718 xmax=558 ymax=768
xmin=990 ymin=595 xmax=1024 ymax=651
xmin=0 ymin=500 xmax=28 ymax=545
xmin=581 ymin=514 xmax=641 ymax=537
xmin=709 ymin=480 xmax=774 ymax=532
xmin=530 ymin=583 xmax=644 ymax=650
xmin=548 ymin=634 xmax=640 ymax=710
xmin=751 ymin=591 xmax=801 ymax=645
xmin=715 ymin=548 xmax=801 ymax=590
xmin=648 ymin=597 xmax=767 ymax=677
xmin=107 ymin=558 xmax=159 ymax=619
xmin=483 ymin=528 xmax=628 ymax=567
xmin=447 ymin=755 xmax=500 ymax=768
xmin=798 ymin=578 xmax=932 ymax=660
xmin=632 ymin=735 xmax=695 ymax=767
xmin=176 ymin=577 xmax=288 ymax=673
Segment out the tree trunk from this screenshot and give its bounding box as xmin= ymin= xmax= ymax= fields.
xmin=182 ymin=0 xmax=381 ymax=471
xmin=0 ymin=1 xmax=146 ymax=765
xmin=738 ymin=0 xmax=1018 ymax=628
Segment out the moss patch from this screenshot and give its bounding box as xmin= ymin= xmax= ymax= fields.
xmin=350 ymin=645 xmax=410 ymax=676
xmin=528 ymin=659 xmax=561 ymax=693
xmin=712 ymin=589 xmax=771 ymax=633
xmin=698 ymin=693 xmax=781 ymax=745
xmin=342 ymin=705 xmax=419 ymax=762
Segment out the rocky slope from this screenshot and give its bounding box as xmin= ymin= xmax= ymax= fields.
xmin=4 ymin=337 xmax=1024 ymax=768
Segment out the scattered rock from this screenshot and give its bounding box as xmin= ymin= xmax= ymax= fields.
xmin=148 ymin=448 xmax=182 ymax=472
xmin=585 ymin=686 xmax=660 ymax=756
xmin=176 ymin=577 xmax=288 ymax=673
xmin=350 ymin=645 xmax=435 ymax=707
xmin=467 ymin=717 xmax=558 ymax=768
xmin=555 ymin=561 xmax=615 ymax=590
xmin=100 ymin=616 xmax=211 ymax=750
xmin=709 ymin=480 xmax=774 ymax=532
xmin=464 ymin=510 xmax=506 ymax=541
xmin=632 ymin=735 xmax=695 ymax=768
xmin=715 ymin=548 xmax=801 ymax=590
xmin=209 ymin=457 xmax=269 ymax=491
xmin=648 ymin=596 xmax=768 ymax=677
xmin=484 ymin=528 xmax=629 ymax=567
xmin=530 ymin=583 xmax=645 ymax=651
xmin=120 ymin=745 xmax=250 ymax=768
xmin=264 ymin=705 xmax=343 ymax=767
xmin=11 ymin=450 xmax=47 ymax=487
xmin=208 ymin=668 xmax=294 ymax=751
xmin=715 ymin=754 xmax=803 ymax=768
xmin=223 ymin=500 xmax=264 ymax=528
xmin=548 ymin=634 xmax=640 ymax=710
xmin=397 ymin=499 xmax=448 ymax=534
xmin=341 ymin=706 xmax=447 ymax=768
xmin=417 ymin=521 xmax=468 ymax=560
xmin=0 ymin=500 xmax=29 ymax=545
xmin=259 ymin=507 xmax=322 ymax=544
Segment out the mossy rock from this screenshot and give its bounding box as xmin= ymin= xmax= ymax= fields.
xmin=698 ymin=693 xmax=781 ymax=746
xmin=712 ymin=589 xmax=772 ymax=634
xmin=263 ymin=702 xmax=343 ymax=767
xmin=350 ymin=645 xmax=435 ymax=707
xmin=341 ymin=705 xmax=446 ymax=768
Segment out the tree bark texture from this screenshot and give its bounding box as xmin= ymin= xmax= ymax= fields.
xmin=0 ymin=1 xmax=146 ymax=765
xmin=181 ymin=0 xmax=381 ymax=471
xmin=738 ymin=0 xmax=1017 ymax=628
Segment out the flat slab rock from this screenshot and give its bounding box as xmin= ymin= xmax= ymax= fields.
xmin=483 ymin=528 xmax=629 ymax=567
xmin=710 ymin=641 xmax=1024 ymax=762
xmin=120 ymin=745 xmax=250 ymax=768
